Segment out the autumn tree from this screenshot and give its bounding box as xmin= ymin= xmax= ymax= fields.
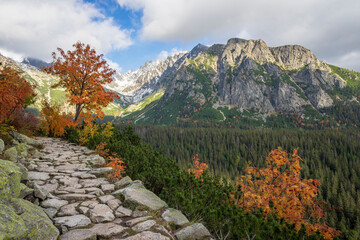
xmin=43 ymin=42 xmax=119 ymax=123
xmin=188 ymin=154 xmax=208 ymax=178
xmin=235 ymin=148 xmax=341 ymax=239
xmin=0 ymin=65 xmax=35 ymax=122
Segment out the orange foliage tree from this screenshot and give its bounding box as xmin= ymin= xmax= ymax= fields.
xmin=188 ymin=154 xmax=209 ymax=178
xmin=0 ymin=65 xmax=35 ymax=123
xmin=43 ymin=42 xmax=119 ymax=123
xmin=235 ymin=148 xmax=341 ymax=239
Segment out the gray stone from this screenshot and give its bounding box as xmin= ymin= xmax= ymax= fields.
xmin=57 ymin=203 xmax=79 ymax=216
xmin=34 ymin=183 xmax=49 ymax=200
xmin=89 ymin=204 xmax=115 ymax=223
xmin=113 ymin=181 xmax=168 ymax=211
xmin=60 ymin=229 xmax=97 ymax=240
xmin=115 ymin=206 xmax=132 ymax=217
xmin=132 ymin=220 xmax=156 ymax=232
xmin=80 ymin=178 xmax=108 ymax=188
xmin=161 ymin=208 xmax=189 ymax=226
xmin=15 ymin=162 xmax=28 ymax=180
xmin=41 ymin=199 xmax=69 ymax=210
xmin=107 ymin=199 xmax=122 ymax=210
xmin=89 ymin=167 xmax=113 ymax=176
xmin=121 ymin=231 xmax=170 ymax=240
xmin=86 ymin=154 xmax=105 ymax=166
xmin=125 ymin=216 xmax=152 ymax=227
xmin=0 ymin=139 xmax=4 ymax=152
xmin=79 ymin=206 xmax=89 ymax=214
xmin=43 ymin=207 xmax=58 ymax=219
xmin=28 ymin=171 xmax=50 ymax=181
xmin=101 ymin=184 xmax=115 ymax=193
xmin=58 ymin=176 xmax=80 ymax=186
xmin=54 ymin=215 xmax=92 ymax=229
xmin=114 ymin=176 xmax=133 ymax=189
xmin=98 ymin=194 xmax=115 ymax=204
xmin=174 ymin=223 xmax=212 ymax=240
xmin=58 ymin=194 xmax=96 ymax=201
xmin=42 ymin=183 xmax=59 ymax=193
xmin=132 ymin=208 xmax=148 ymax=217
xmin=90 ymin=223 xmax=128 ymax=238
xmin=80 ymin=200 xmax=98 ymax=209
xmin=9 ymin=131 xmax=42 ymax=147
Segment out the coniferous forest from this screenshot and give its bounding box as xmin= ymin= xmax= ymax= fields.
xmin=133 ymin=126 xmax=360 ymax=238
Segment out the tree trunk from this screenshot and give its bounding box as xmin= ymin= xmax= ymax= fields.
xmin=74 ymin=104 xmax=81 ymax=122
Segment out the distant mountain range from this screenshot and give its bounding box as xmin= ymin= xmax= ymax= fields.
xmin=1 ymin=38 xmax=359 ymax=128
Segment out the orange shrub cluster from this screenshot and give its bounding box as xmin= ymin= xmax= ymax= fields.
xmin=188 ymin=154 xmax=209 ymax=178
xmin=235 ymin=148 xmax=341 ymax=239
xmin=40 ymin=101 xmax=76 ymax=137
xmin=95 ymin=142 xmax=126 ymax=179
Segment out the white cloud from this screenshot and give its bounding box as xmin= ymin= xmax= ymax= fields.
xmin=0 ymin=0 xmax=133 ymax=62
xmin=118 ymin=0 xmax=360 ymax=71
xmin=105 ymin=58 xmax=122 ymax=73
xmin=156 ymin=48 xmax=185 ymax=61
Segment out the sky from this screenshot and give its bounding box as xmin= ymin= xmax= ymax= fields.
xmin=0 ymin=0 xmax=359 ymax=73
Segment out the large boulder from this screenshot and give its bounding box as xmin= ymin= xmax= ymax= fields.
xmin=4 ymin=147 xmax=18 ymax=162
xmin=0 ymin=159 xmax=59 ymax=240
xmin=9 ymin=131 xmax=42 ymax=148
xmin=10 ymin=198 xmax=60 ymax=240
xmin=0 ymin=159 xmax=24 ymax=199
xmin=112 ymin=181 xmax=168 ymax=211
xmin=0 ymin=202 xmax=28 ymax=239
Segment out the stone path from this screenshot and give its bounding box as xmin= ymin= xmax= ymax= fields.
xmin=24 ymin=137 xmax=212 ymax=240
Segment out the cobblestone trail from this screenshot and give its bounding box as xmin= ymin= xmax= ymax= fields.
xmin=25 ymin=137 xmax=212 ymax=240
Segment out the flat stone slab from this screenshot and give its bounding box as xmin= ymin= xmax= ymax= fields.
xmin=121 ymin=231 xmax=170 ymax=240
xmin=113 ymin=181 xmax=168 ymax=211
xmin=125 ymin=216 xmax=153 ymax=227
xmin=132 ymin=220 xmax=156 ymax=232
xmin=89 ymin=204 xmax=115 ymax=223
xmin=28 ymin=171 xmax=50 ymax=181
xmin=58 ymin=194 xmax=96 ymax=201
xmin=41 ymin=199 xmax=69 ymax=210
xmin=60 ymin=229 xmax=96 ymax=240
xmin=54 ymin=215 xmax=92 ymax=229
xmin=98 ymin=195 xmax=115 ymax=204
xmin=174 ymin=223 xmax=211 ymax=240
xmin=90 ymin=223 xmax=128 ymax=238
xmin=115 ymin=206 xmax=133 ymax=217
xmin=57 ymin=203 xmax=79 ymax=216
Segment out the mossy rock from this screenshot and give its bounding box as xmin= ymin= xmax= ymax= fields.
xmin=0 ymin=160 xmax=23 ymax=200
xmin=0 ymin=202 xmax=28 ymax=240
xmin=15 ymin=143 xmax=31 ymax=159
xmin=10 ymin=198 xmax=59 ymax=240
xmin=8 ymin=132 xmax=41 ymax=148
xmin=4 ymin=147 xmax=18 ymax=162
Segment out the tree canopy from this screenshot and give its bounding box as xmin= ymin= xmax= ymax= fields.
xmin=43 ymin=42 xmax=119 ymax=123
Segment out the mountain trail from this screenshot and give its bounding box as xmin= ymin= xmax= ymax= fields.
xmin=25 ymin=137 xmax=211 ymax=240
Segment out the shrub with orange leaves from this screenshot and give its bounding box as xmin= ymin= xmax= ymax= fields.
xmin=95 ymin=141 xmax=126 ymax=179
xmin=106 ymin=155 xmax=126 ymax=179
xmin=188 ymin=154 xmax=209 ymax=178
xmin=235 ymin=148 xmax=341 ymax=239
xmin=0 ymin=65 xmax=35 ymax=123
xmin=40 ymin=101 xmax=76 ymax=137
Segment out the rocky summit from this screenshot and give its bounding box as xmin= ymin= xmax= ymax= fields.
xmin=121 ymin=38 xmax=359 ymax=125
xmin=0 ymin=133 xmax=213 ymax=240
